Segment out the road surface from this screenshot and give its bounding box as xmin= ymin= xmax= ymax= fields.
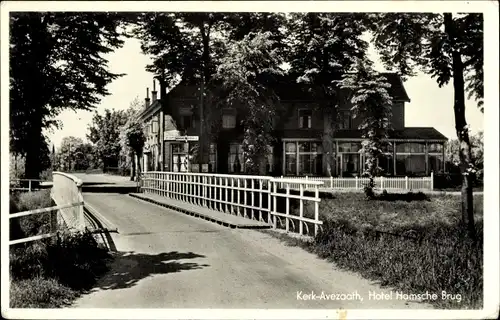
xmin=72 ymin=191 xmax=432 ymax=309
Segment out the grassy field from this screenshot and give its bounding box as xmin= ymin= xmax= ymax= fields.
xmin=268 ymin=192 xmax=483 ymax=309
xmin=9 ymin=190 xmax=111 ymax=308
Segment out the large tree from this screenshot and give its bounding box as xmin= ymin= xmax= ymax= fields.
xmin=10 ymin=12 xmax=126 ymax=179
xmin=371 ymin=13 xmax=483 ymax=239
xmin=119 ymin=97 xmax=144 ymax=180
xmin=87 ymin=108 xmax=129 ymax=169
xmin=213 ymin=31 xmax=285 ymax=175
xmin=134 ymin=13 xmax=287 ymax=168
xmin=286 ymin=13 xmax=371 ymax=176
xmin=339 ymin=58 xmax=393 ymax=196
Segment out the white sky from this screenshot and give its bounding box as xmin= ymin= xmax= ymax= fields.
xmin=44 ymin=34 xmax=484 ymax=149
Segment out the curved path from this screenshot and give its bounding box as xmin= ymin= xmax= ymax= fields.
xmin=71 ymin=175 xmax=432 ymax=309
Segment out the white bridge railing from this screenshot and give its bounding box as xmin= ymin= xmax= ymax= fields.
xmin=9 ymin=172 xmax=85 ymax=246
xmin=277 ymin=172 xmax=434 ymax=191
xmin=141 ymin=172 xmax=324 ymax=236
xmin=51 ymin=172 xmax=85 ymax=230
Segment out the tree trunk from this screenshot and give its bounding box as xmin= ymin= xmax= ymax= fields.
xmin=24 ymin=119 xmax=43 ymax=181
xmin=444 ymin=13 xmax=476 ymax=240
xmin=136 ymin=153 xmax=142 ymax=192
xmin=130 ymin=151 xmax=136 ymax=181
xmin=197 ymin=23 xmax=211 ymax=167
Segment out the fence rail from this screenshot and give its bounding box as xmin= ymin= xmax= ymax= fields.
xmin=9 ymin=179 xmax=52 ymax=192
xmin=140 ymin=172 xmax=324 ymax=236
xmin=9 ymin=173 xmax=85 ymax=246
xmin=276 ymin=172 xmax=434 ymax=191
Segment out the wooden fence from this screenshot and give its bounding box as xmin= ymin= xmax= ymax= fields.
xmin=140 ymin=172 xmax=324 ymax=236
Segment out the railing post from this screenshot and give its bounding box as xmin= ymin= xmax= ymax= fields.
xmin=405 ymin=176 xmax=409 ymax=190
xmin=29 ymin=180 xmax=32 ymax=192
xmin=250 ymin=179 xmax=255 ymax=220
xmin=267 ymin=180 xmax=272 ymax=224
xmin=330 ymin=176 xmax=333 ymax=189
xmin=355 ymin=176 xmax=358 ymax=190
xmin=273 ymin=181 xmax=277 ymax=229
xmin=314 ymin=185 xmax=320 ymax=236
xmin=299 ymin=183 xmax=303 ymax=235
xmin=380 ymin=176 xmax=384 ymax=189
xmin=285 ymin=183 xmax=290 ymax=232
xmin=258 ymin=179 xmax=263 ymax=222
xmin=244 ymin=179 xmax=248 ymax=218
xmin=430 ymin=171 xmax=434 ymax=190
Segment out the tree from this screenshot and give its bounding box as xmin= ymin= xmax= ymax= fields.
xmin=119 ymin=97 xmax=144 ymax=180
xmin=57 ymin=136 xmax=97 ymax=171
xmin=286 ymin=13 xmax=371 ymax=176
xmin=122 ymin=118 xmax=146 ymax=183
xmin=87 ymin=109 xmax=129 ymax=170
xmin=213 ymin=31 xmax=284 ymax=175
xmin=339 ymin=59 xmax=393 ymax=197
xmin=10 ymin=12 xmax=126 ymax=179
xmin=371 ymin=13 xmax=483 ymax=238
xmin=135 ymin=13 xmax=287 ymax=167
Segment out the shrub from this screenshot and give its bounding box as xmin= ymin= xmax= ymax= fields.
xmin=10 ymin=190 xmax=54 ymax=238
xmin=10 ymin=230 xmax=110 ymax=290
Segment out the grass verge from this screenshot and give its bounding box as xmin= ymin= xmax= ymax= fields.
xmin=9 ymin=191 xmax=111 ymax=308
xmin=265 ymin=192 xmax=483 ymax=309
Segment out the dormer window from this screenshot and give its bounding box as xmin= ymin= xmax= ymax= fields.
xmin=222 ymin=108 xmax=236 ymax=129
xmin=338 ymin=110 xmax=351 ymax=130
xmin=298 ymin=109 xmax=312 ymax=129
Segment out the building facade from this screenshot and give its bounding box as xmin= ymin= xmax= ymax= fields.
xmin=137 ymin=73 xmax=447 ymax=177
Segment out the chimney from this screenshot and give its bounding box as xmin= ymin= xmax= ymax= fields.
xmin=144 ymin=87 xmax=150 ymax=108
xmin=151 ymin=79 xmax=158 ymax=102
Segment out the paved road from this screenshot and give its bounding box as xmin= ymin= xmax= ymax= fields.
xmin=72 ymin=191 xmax=432 ymax=309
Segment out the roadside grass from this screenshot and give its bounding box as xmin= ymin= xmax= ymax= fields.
xmin=9 ymin=191 xmax=111 ymax=308
xmin=266 ymin=192 xmax=483 ymax=309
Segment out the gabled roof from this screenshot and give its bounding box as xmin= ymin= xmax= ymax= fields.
xmin=160 ymin=72 xmax=411 ymax=103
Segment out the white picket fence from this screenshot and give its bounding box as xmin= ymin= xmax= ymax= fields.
xmin=276 ymin=172 xmax=434 ymax=191
xmin=140 ymin=172 xmax=324 ymax=236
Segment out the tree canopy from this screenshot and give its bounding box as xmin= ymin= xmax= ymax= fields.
xmin=10 ymin=12 xmax=127 ymax=178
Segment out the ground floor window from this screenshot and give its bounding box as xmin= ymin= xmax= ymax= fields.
xmin=229 ymin=143 xmax=245 ymax=173
xmin=228 ymin=143 xmax=273 ymax=174
xmin=284 ymin=141 xmax=323 ymax=176
xmin=429 ymin=154 xmax=444 ymax=173
xmin=209 ymin=143 xmax=217 ymax=172
xmin=396 ymin=154 xmax=426 ymax=175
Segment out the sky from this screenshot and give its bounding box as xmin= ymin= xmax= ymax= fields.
xmin=44 ymin=34 xmax=484 ymax=150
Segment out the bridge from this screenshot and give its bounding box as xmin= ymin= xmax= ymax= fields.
xmin=10 ymin=171 xmax=431 ymax=309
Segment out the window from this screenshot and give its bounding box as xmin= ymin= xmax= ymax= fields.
xmin=338 ymin=142 xmax=361 ymax=153
xmin=209 ymin=143 xmax=217 ymax=172
xmin=285 ymin=141 xmax=323 ymax=176
xmin=222 ymin=114 xmax=236 ymax=129
xmin=428 ymin=142 xmax=444 ymax=173
xmin=396 ymin=142 xmax=425 ymax=153
xmin=338 ymin=110 xmax=351 ymax=130
xmin=395 ymin=142 xmax=426 ymax=175
xmin=428 ymin=143 xmax=443 ymax=153
xmin=298 ymin=109 xmax=312 ymax=129
xmin=228 ymin=143 xmax=245 ymax=173
xmin=222 ymin=108 xmax=236 ymax=129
